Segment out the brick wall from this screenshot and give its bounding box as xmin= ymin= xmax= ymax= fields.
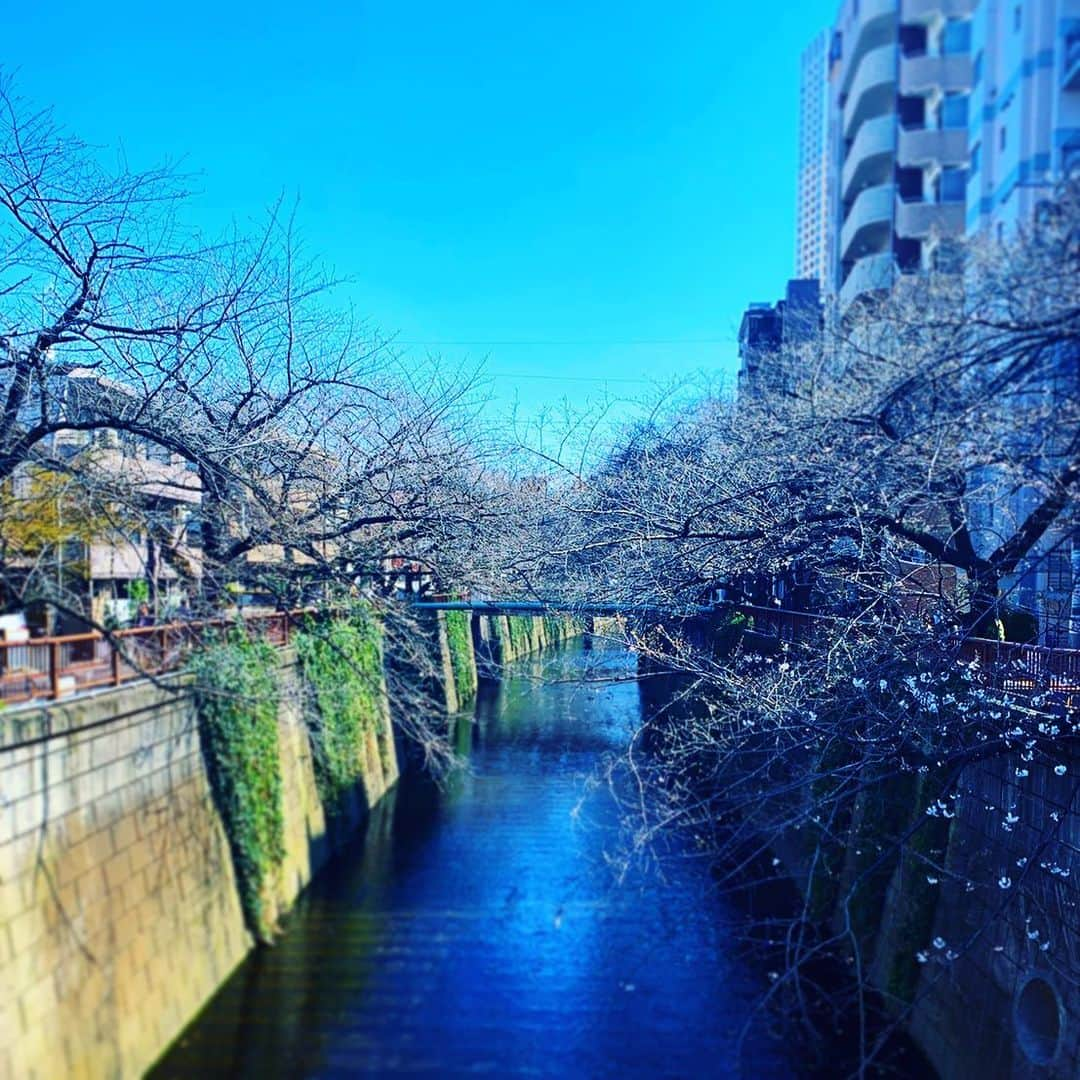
xmin=0 ymin=648 xmax=398 ymax=1079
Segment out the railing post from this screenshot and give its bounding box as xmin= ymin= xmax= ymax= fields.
xmin=50 ymin=640 xmax=61 ymax=699
xmin=112 ymin=640 xmax=121 ymax=686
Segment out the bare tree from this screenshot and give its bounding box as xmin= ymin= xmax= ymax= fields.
xmin=509 ymin=179 xmax=1080 ymax=1071
xmin=0 ymin=77 xmax=498 ymax=629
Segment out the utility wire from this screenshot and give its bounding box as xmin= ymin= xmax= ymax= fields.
xmin=393 ymin=338 xmax=731 ymax=347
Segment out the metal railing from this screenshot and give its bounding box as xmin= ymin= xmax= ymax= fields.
xmin=5 ymin=599 xmax=1078 ymax=708
xmin=0 ymin=609 xmax=310 ymax=706
xmin=738 ymin=604 xmax=1080 ymax=696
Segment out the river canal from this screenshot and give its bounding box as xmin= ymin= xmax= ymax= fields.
xmin=152 ymin=641 xmax=798 ymax=1078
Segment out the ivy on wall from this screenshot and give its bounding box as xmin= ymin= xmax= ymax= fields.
xmin=506 ymin=615 xmax=533 ymax=659
xmin=443 ymin=609 xmax=476 ymax=706
xmin=189 ymin=631 xmax=285 ymax=942
xmin=295 ymin=606 xmax=385 ymax=816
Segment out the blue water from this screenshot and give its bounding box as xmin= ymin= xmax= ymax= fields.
xmin=153 ymin=642 xmax=797 ymax=1078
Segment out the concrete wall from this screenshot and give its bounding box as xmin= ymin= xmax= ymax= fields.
xmin=767 ymin=744 xmax=1080 ymax=1078
xmin=0 ymin=647 xmax=398 ymax=1080
xmin=472 ymin=613 xmax=583 ymax=672
xmin=908 ymin=749 xmax=1080 ymax=1080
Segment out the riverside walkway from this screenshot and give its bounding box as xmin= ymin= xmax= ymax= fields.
xmin=2 ymin=598 xmax=1077 ymax=708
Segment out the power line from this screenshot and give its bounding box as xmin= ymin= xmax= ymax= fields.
xmin=393 ymin=338 xmax=732 ymax=347
xmin=485 ymin=372 xmax=653 ymax=383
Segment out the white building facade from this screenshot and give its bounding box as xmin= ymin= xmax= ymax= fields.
xmin=801 ymin=0 xmax=1080 ymax=641
xmin=965 ymin=1 xmax=1080 ymax=644
xmin=966 ymin=0 xmax=1080 ymax=238
xmin=823 ymin=0 xmax=977 ymax=308
xmin=796 ymin=30 xmax=834 ymax=287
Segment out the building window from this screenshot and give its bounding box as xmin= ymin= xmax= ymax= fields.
xmin=973 ymin=50 xmax=983 ymax=85
xmin=1000 ymin=125 xmax=1007 ymax=151
xmin=1047 ymin=550 xmax=1071 ymax=593
xmin=942 ymin=20 xmax=971 ymax=56
xmin=970 ymin=141 xmax=981 ymax=176
xmin=1014 ymin=4 xmax=1021 ymax=31
xmin=941 ymin=92 xmax=969 ymax=129
xmin=938 ymin=167 xmax=968 ymax=202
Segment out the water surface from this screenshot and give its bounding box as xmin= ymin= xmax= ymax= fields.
xmin=153 ymin=642 xmax=796 ymax=1078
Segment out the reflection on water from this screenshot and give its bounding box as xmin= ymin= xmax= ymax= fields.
xmin=152 ymin=642 xmax=796 ymax=1078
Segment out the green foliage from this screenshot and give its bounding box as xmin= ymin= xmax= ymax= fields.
xmin=711 ymin=608 xmax=754 ymax=657
xmin=543 ymin=614 xmax=583 ymax=645
xmin=189 ymin=631 xmax=284 ymax=941
xmin=443 ymin=609 xmax=476 ymax=706
xmin=295 ymin=607 xmax=385 ymax=815
xmin=128 ymin=578 xmax=150 ymax=604
xmin=507 ymin=615 xmax=533 ymax=658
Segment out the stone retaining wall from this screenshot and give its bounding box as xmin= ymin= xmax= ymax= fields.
xmin=908 ymin=749 xmax=1080 ymax=1079
xmin=0 ymin=648 xmax=398 ymax=1080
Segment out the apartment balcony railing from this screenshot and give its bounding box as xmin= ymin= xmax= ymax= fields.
xmin=838 ymin=0 xmax=899 ymax=98
xmin=900 ymin=52 xmax=973 ymax=96
xmin=842 ymin=113 xmax=897 ymax=200
xmin=897 ymin=124 xmax=968 ymax=168
xmin=844 ymin=43 xmax=899 ymax=140
xmin=839 ymin=251 xmax=896 ymax=309
xmin=900 ymin=0 xmax=976 ymax=24
xmin=841 ymin=182 xmax=895 ymax=262
xmin=895 ymin=196 xmax=965 ymax=239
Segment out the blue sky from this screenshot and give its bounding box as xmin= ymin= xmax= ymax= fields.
xmin=6 ymin=1 xmax=834 ymax=422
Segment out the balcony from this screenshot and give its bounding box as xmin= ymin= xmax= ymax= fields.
xmin=897 ymin=125 xmax=968 ymax=168
xmin=1064 ymin=34 xmax=1080 ymax=91
xmin=900 ymin=52 xmax=972 ymax=96
xmin=839 ymin=0 xmax=899 ymax=98
xmin=900 ymin=0 xmax=976 ymax=23
xmin=895 ymin=197 xmax=965 ymax=239
xmin=844 ymin=44 xmax=899 ymax=140
xmin=842 ymin=114 xmax=897 ymax=200
xmin=841 ymin=182 xmax=895 ymax=262
xmin=840 ymin=252 xmax=896 ymax=309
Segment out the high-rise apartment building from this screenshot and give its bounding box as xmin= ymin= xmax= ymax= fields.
xmin=966 ymin=0 xmax=1080 ymax=238
xmin=796 ymin=31 xmax=833 ymax=287
xmin=964 ymin=1 xmax=1080 ymax=643
xmin=821 ymin=0 xmax=976 ymax=307
xmin=800 ymin=0 xmax=1080 ymax=639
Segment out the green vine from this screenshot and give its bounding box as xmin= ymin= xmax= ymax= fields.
xmin=295 ymin=606 xmax=385 ymax=815
xmin=507 ymin=615 xmax=533 ymax=658
xmin=190 ymin=631 xmax=284 ymax=942
xmin=443 ymin=609 xmax=476 ymax=706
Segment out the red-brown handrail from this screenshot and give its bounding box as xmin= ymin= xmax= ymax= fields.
xmin=0 ymin=608 xmax=318 ymax=706
xmin=737 ymin=603 xmax=1080 ymax=695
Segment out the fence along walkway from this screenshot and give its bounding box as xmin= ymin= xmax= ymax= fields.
xmin=0 ymin=611 xmax=305 ymax=707
xmin=3 ymin=602 xmax=1078 ymax=708
xmin=740 ymin=604 xmax=1080 ymax=697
